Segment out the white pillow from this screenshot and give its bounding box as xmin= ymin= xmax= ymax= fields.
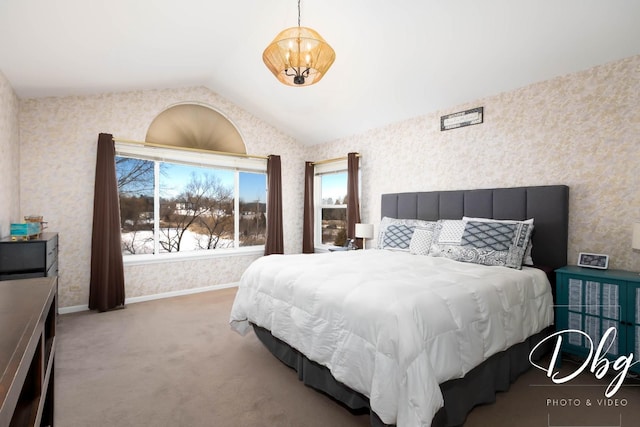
xmin=428 ymin=220 xmax=466 ymax=260
xmin=410 ymin=225 xmax=437 ymax=255
xmin=434 ymin=220 xmax=465 ymax=243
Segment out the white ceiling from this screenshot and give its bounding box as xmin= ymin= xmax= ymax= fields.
xmin=1 ymin=0 xmax=639 ymax=145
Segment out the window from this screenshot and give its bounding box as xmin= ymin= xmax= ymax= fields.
xmin=115 ymin=142 xmax=267 ymax=260
xmin=314 ymin=159 xmax=353 ymax=248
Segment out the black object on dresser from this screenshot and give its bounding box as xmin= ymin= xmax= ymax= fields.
xmin=0 ymin=233 xmax=58 ymax=281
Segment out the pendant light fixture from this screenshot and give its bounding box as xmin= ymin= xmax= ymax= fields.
xmin=263 ymin=0 xmax=335 ymax=86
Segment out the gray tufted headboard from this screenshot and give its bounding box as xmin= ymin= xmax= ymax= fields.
xmin=381 ymin=185 xmax=569 ymax=270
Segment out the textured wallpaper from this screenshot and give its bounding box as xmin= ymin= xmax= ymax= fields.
xmin=11 ymin=55 xmax=640 ymax=308
xmin=308 ymin=55 xmax=640 ymax=273
xmin=0 ymin=71 xmax=20 ymax=238
xmin=18 ymin=87 xmax=305 ymax=308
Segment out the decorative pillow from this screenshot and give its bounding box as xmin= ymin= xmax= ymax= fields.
xmin=378 ymin=217 xmax=435 ymax=251
xmin=463 ymin=217 xmax=535 ymax=265
xmin=410 ymin=225 xmax=437 ymax=255
xmin=458 ymin=220 xmax=533 ymax=269
xmin=429 ymin=219 xmax=533 ymax=269
xmin=462 ymin=221 xmax=516 ymax=252
xmin=382 ymin=224 xmax=415 ymax=249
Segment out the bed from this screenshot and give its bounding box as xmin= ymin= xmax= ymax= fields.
xmin=230 ymin=185 xmax=569 ymax=426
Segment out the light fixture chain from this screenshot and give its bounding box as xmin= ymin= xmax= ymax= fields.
xmin=297 ymin=0 xmax=301 ymax=27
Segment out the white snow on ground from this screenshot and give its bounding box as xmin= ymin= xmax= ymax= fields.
xmin=121 ymin=229 xmax=234 ymax=254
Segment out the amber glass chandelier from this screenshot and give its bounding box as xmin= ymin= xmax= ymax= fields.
xmin=263 ymin=0 xmax=335 ymax=86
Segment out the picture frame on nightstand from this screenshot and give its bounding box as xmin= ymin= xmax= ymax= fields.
xmin=577 ymin=252 xmax=609 ymax=269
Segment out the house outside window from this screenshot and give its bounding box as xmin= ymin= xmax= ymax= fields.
xmin=115 ymin=142 xmax=267 ymax=261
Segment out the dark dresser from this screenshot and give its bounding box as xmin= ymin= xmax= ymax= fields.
xmin=0 ymin=276 xmax=57 ymax=426
xmin=0 ymin=233 xmax=58 ymax=281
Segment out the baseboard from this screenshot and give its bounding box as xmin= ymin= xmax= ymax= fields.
xmin=58 ymin=282 xmax=239 ymax=315
xmin=59 ymin=304 xmax=90 ymax=314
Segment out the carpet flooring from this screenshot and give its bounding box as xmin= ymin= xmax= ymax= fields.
xmin=55 ymin=287 xmax=640 ymax=426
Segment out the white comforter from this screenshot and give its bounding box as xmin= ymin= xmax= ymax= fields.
xmin=229 ymin=250 xmax=553 ymax=426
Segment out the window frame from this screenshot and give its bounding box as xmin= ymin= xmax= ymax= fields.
xmin=313 ymin=159 xmax=356 ymax=250
xmin=115 ymin=142 xmax=267 ymax=264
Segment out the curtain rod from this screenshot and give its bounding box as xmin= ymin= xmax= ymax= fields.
xmin=113 ymin=137 xmax=270 ymax=160
xmin=311 ymin=153 xmax=361 ymax=166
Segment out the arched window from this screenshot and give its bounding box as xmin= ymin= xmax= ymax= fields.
xmin=145 ymin=103 xmax=247 ymax=154
xmin=114 ymin=104 xmax=267 ymax=260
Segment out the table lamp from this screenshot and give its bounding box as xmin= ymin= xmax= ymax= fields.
xmin=355 ymin=223 xmax=374 ymax=250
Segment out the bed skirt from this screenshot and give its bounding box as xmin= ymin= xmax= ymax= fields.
xmin=252 ymin=324 xmax=552 ymax=427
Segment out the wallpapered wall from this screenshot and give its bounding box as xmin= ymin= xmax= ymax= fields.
xmin=18 ymin=87 xmax=306 ymax=308
xmin=0 ymin=71 xmax=21 ymax=238
xmin=7 ymin=54 xmax=640 ymax=308
xmin=309 ymin=55 xmax=640 ymax=273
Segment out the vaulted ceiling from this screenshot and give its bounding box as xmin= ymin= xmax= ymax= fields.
xmin=1 ymin=0 xmax=639 ymax=145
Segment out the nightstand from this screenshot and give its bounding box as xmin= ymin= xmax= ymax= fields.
xmin=555 ymin=266 xmax=640 ymax=374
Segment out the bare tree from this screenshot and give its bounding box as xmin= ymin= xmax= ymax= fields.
xmin=119 ymin=195 xmax=153 ymax=230
xmin=121 ymin=228 xmax=154 ymax=255
xmin=159 ymin=173 xmax=233 ymax=252
xmin=239 ymin=199 xmax=266 ymax=246
xmin=116 ymin=157 xmax=156 ymax=254
xmin=194 ymin=177 xmax=234 ymax=249
xmin=195 ymin=214 xmax=234 ymax=249
xmin=116 ymin=157 xmax=154 ymax=195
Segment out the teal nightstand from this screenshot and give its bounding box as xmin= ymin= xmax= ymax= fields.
xmin=555 ymin=266 xmax=640 ymax=374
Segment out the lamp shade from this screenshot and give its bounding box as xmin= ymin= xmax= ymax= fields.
xmin=633 ymin=222 xmax=640 ymax=250
xmin=355 ymin=223 xmax=374 ymax=239
xmin=263 ymin=26 xmax=335 ymax=86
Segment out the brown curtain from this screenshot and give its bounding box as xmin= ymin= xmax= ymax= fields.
xmin=346 ymin=152 xmax=362 ymax=248
xmin=302 ymin=161 xmax=314 ymax=253
xmin=89 ymin=133 xmax=126 ymax=311
xmin=265 ymin=155 xmax=284 ymax=255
